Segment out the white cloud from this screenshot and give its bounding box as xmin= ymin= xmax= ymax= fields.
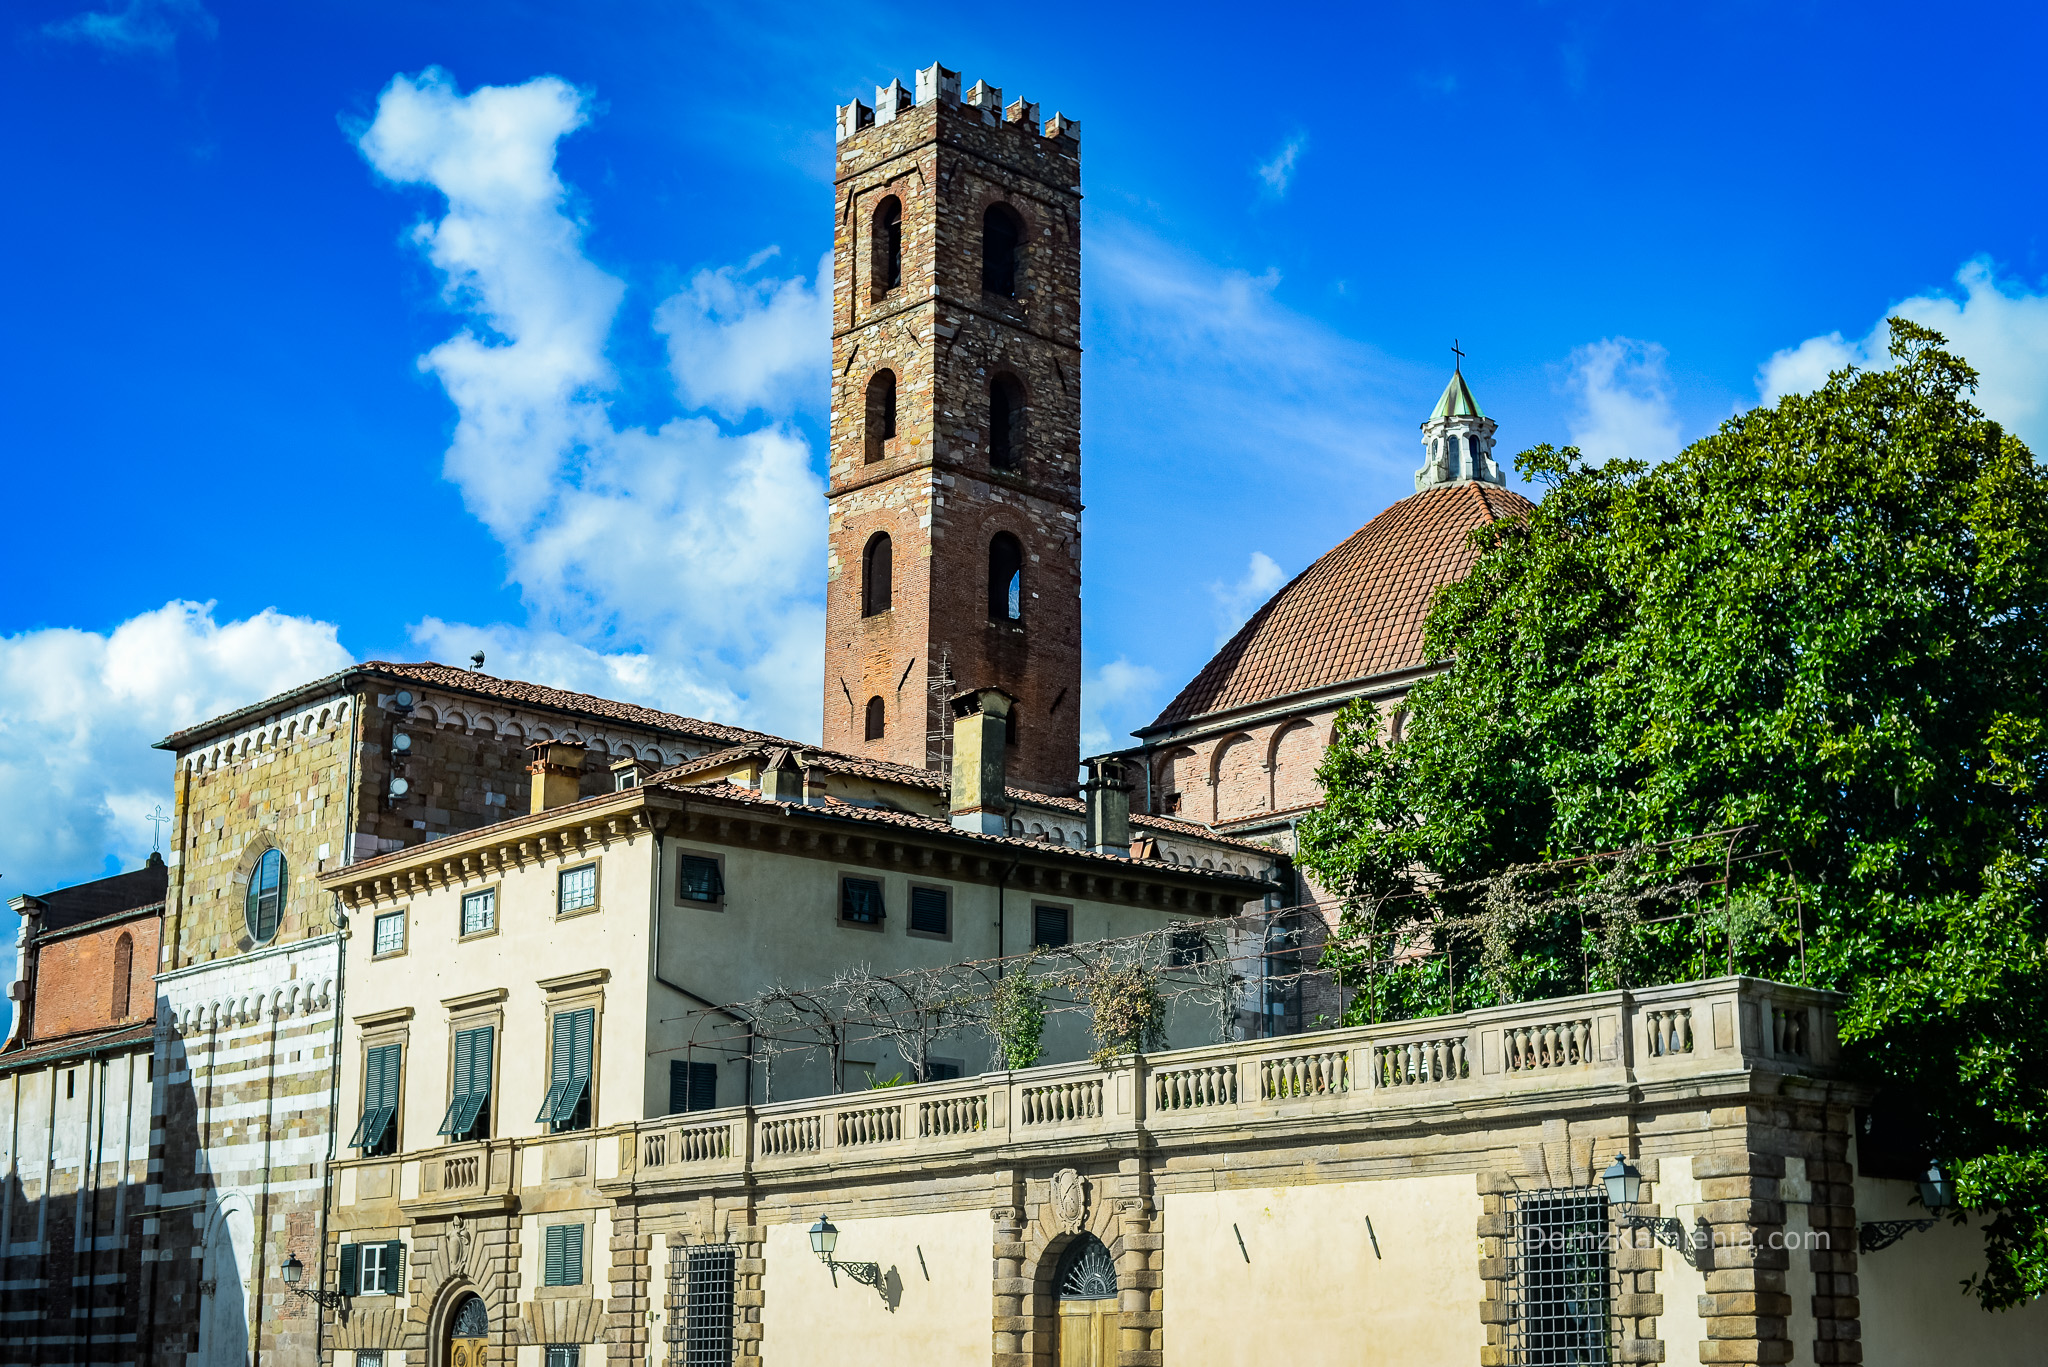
xmin=1759 ymin=257 xmax=2048 ymax=450
xmin=1080 ymin=658 xmax=1166 ymax=757
xmin=1256 ymin=136 xmax=1306 ymax=197
xmin=1089 ymin=220 xmax=1418 ymax=483
xmin=1561 ymin=337 xmax=1681 ymax=465
xmin=41 ymin=0 xmax=215 ymax=55
xmin=0 ymin=600 xmax=350 ymax=951
xmin=655 ymin=248 xmax=832 ymax=420
xmin=358 ymin=69 xmax=827 ymax=740
xmin=1210 ymin=551 xmax=1286 ymax=645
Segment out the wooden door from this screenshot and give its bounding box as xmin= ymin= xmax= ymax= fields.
xmin=1056 ymin=1298 xmax=1117 ymax=1367
xmin=449 ymin=1337 xmax=487 ymax=1367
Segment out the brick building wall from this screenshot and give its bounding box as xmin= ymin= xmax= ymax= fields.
xmin=29 ymin=914 xmax=161 ymax=1039
xmin=822 ymin=66 xmax=1085 ymax=796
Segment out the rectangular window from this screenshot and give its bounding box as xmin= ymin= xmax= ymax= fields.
xmin=373 ymin=910 xmax=406 ymax=956
xmin=536 ymin=1007 xmax=594 ymax=1132
xmin=683 ymin=1246 xmax=736 ymax=1367
xmin=908 ymin=886 xmax=950 ymax=936
xmin=1033 ymin=904 xmax=1070 ymax=949
xmin=342 ymin=1239 xmax=405 ymax=1296
xmin=840 ymin=877 xmax=884 ymax=925
xmin=357 ymin=1353 xmax=384 ymax=1367
xmin=669 ymin=1060 xmax=718 ymax=1114
xmin=926 ymin=1059 xmax=963 ymax=1081
xmin=558 ymin=864 xmax=598 ymax=914
xmin=543 ymin=1223 xmax=585 ymax=1286
xmin=545 ymin=1348 xmax=579 ymax=1367
xmin=437 ymin=1025 xmax=495 ymax=1141
xmin=349 ymin=1043 xmax=401 ymax=1154
xmin=460 ymin=889 xmax=496 ymax=936
xmin=677 ymin=855 xmax=724 ymax=904
xmin=1168 ymin=924 xmax=1209 ymax=966
xmin=1505 ymin=1188 xmax=1614 ymax=1365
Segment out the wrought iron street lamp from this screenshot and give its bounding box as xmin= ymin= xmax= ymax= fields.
xmin=1861 ymin=1162 xmax=1952 ymax=1253
xmin=280 ymin=1254 xmax=349 ymax=1311
xmin=807 ymin=1214 xmax=883 ymax=1293
xmin=1602 ymin=1154 xmax=1712 ymax=1270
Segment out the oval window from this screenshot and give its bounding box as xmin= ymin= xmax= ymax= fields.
xmin=245 ymin=848 xmax=285 ymax=943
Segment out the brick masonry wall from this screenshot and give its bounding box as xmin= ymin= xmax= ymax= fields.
xmin=28 ymin=915 xmax=161 ymax=1039
xmin=822 ymin=88 xmax=1084 ymax=796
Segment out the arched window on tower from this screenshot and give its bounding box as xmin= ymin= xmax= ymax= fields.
xmin=988 ymin=374 xmax=1024 ymax=470
xmin=873 ymin=196 xmax=903 ymax=293
xmin=981 ymin=204 xmax=1021 ymax=297
xmin=988 ymin=532 xmax=1024 ymax=623
xmin=112 ymin=932 xmax=133 ymax=1020
xmin=864 ymin=696 xmax=886 ymax=741
xmin=865 ymin=370 xmax=897 ymax=463
xmin=862 ymin=532 xmax=893 ymax=616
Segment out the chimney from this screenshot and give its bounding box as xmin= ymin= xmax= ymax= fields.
xmin=1082 ymin=757 xmax=1132 ymax=858
xmin=949 ymin=688 xmax=1016 ymax=834
xmin=527 ymin=741 xmax=587 ymax=813
xmin=759 ymin=749 xmax=805 ymax=803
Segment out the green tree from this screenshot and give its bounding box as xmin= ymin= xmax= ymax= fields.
xmin=1299 ymin=321 xmax=2048 ymax=1306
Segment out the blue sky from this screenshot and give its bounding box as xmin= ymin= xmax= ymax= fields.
xmin=5 ymin=0 xmax=2048 ymax=919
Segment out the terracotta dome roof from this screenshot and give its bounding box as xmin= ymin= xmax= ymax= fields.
xmin=1147 ymin=481 xmax=1534 ymax=730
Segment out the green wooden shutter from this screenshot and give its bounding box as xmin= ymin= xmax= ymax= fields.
xmin=339 ymin=1242 xmax=360 ymax=1296
xmin=689 ymin=1062 xmax=717 ymax=1112
xmin=353 ymin=1043 xmax=400 ymax=1148
xmin=543 ymin=1224 xmax=583 ymax=1285
xmin=564 ymin=1223 xmax=583 ymax=1284
xmin=668 ymin=1060 xmax=688 ymax=1115
xmin=384 ymin=1240 xmax=405 ymax=1293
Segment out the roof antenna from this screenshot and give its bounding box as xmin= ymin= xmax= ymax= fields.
xmin=1451 ymin=338 xmax=1465 ymax=372
xmin=470 ymin=650 xmax=486 ymax=672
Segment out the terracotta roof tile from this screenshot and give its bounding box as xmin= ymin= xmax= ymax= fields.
xmin=1148 ymin=482 xmax=1532 ymax=729
xmin=157 ymin=661 xmax=781 ymax=750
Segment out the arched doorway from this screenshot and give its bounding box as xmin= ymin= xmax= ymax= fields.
xmin=1053 ymin=1234 xmax=1118 ymax=1367
xmin=447 ymin=1293 xmax=489 ymax=1367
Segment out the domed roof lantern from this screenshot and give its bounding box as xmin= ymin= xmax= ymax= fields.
xmin=1416 ymin=342 xmax=1505 ymax=490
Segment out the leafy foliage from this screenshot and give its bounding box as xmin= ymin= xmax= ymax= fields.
xmin=1083 ymin=962 xmax=1169 ymax=1066
xmin=1299 ymin=321 xmax=2048 ymax=1306
xmin=987 ymin=953 xmax=1049 ymax=1070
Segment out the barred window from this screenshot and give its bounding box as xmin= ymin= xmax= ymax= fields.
xmin=1505 ymin=1187 xmax=1615 ymax=1365
xmin=681 ymin=1246 xmax=735 ymax=1367
xmin=373 ymin=910 xmax=406 ymax=955
xmin=545 ymin=1347 xmax=579 ymax=1367
xmin=559 ymin=864 xmax=598 ymax=913
xmin=461 ymin=888 xmax=496 ymax=936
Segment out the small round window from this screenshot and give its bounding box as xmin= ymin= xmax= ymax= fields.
xmin=245 ymin=848 xmax=285 ymax=943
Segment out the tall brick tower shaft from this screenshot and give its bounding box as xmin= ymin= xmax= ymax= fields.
xmin=822 ymin=64 xmax=1084 ymax=796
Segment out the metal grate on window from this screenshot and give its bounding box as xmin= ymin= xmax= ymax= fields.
xmin=544 ymin=1347 xmax=580 ymax=1367
xmin=679 ymin=1245 xmax=735 ymax=1367
xmin=1504 ymin=1187 xmax=1616 ymax=1365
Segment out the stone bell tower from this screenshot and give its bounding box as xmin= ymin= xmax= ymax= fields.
xmin=820 ymin=62 xmax=1084 ymax=797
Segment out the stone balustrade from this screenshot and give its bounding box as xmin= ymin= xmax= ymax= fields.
xmin=336 ymin=975 xmax=1841 ymax=1210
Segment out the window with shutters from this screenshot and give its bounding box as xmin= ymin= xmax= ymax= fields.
xmin=682 ymin=1245 xmax=736 ymax=1367
xmin=245 ymin=847 xmax=285 ymax=943
xmin=839 ymin=877 xmax=885 ymax=927
xmin=350 ymin=1042 xmax=401 ymax=1154
xmin=907 ymin=885 xmax=951 ymax=939
xmin=926 ymin=1059 xmax=963 ymax=1081
xmin=545 ymin=1348 xmax=579 ymax=1367
xmin=461 ymin=888 xmax=496 ymax=937
xmin=1033 ymin=904 xmax=1071 ymax=949
xmin=669 ymin=1060 xmax=717 ymax=1114
xmin=373 ymin=910 xmax=406 ymax=957
xmin=341 ymin=1239 xmax=405 ymax=1296
xmin=558 ymin=864 xmax=598 ymax=915
xmin=536 ymin=1007 xmax=595 ymax=1132
xmin=437 ymin=1025 xmax=494 ymax=1142
xmin=677 ymin=855 xmax=724 ymax=904
xmin=543 ymin=1223 xmax=586 ymax=1286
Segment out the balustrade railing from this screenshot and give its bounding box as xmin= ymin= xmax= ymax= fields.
xmin=1773 ymin=1007 xmax=1807 ymax=1057
xmin=1154 ymin=1063 xmax=1237 ymax=1111
xmin=1374 ymin=1036 xmax=1468 ymax=1087
xmin=759 ymin=1114 xmax=823 ymax=1156
xmin=443 ymin=1154 xmax=479 ymax=1190
xmin=918 ymin=1093 xmax=988 ymax=1137
xmin=836 ymin=1104 xmax=902 ymax=1148
xmin=1504 ymin=1019 xmax=1593 ymax=1071
xmin=1645 ymin=1007 xmax=1694 ymax=1057
xmin=1260 ymin=1048 xmax=1350 ymax=1100
xmin=1020 ymin=1077 xmax=1103 ymax=1126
